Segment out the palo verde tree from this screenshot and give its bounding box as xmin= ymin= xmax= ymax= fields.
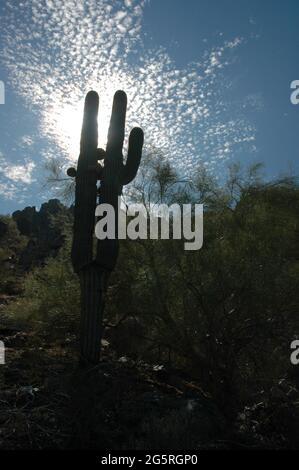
xmin=67 ymin=90 xmax=143 ymax=363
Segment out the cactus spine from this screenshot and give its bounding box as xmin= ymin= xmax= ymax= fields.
xmin=68 ymin=90 xmax=143 ymax=364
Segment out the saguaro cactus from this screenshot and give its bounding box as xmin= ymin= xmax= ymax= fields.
xmin=67 ymin=90 xmax=144 ymax=364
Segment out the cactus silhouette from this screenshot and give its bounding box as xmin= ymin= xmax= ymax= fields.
xmin=67 ymin=90 xmax=144 ymax=364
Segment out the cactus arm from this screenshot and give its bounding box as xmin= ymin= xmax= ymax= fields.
xmin=106 ymin=90 xmax=127 ymax=156
xmin=121 ymin=127 xmax=144 ymax=185
xmin=71 ymin=91 xmax=99 ymax=273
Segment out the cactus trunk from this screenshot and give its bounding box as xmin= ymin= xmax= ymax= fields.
xmin=68 ymin=90 xmax=143 ymax=364
xmin=79 ymin=267 xmax=107 ymax=363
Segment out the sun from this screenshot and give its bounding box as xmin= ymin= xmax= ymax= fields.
xmin=43 ymin=73 xmax=135 ymax=162
xmin=52 ymin=95 xmax=113 ymax=161
xmin=55 ymin=102 xmax=84 ymax=160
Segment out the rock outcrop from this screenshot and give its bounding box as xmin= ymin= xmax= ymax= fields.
xmin=12 ymin=199 xmax=72 ymax=269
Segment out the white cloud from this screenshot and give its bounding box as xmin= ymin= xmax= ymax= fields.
xmin=0 ymin=155 xmax=36 ymax=184
xmin=0 ymin=182 xmax=15 ymax=200
xmin=19 ymin=135 xmax=34 ymax=147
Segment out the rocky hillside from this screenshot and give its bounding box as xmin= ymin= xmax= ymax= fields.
xmin=12 ymin=199 xmax=72 ymax=270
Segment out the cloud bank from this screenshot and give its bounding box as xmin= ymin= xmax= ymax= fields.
xmin=0 ymin=0 xmax=256 ymax=203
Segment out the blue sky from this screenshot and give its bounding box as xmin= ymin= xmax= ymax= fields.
xmin=0 ymin=0 xmax=298 ymax=213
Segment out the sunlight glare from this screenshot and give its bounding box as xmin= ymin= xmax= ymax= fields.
xmin=45 ymin=73 xmax=134 ymax=162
